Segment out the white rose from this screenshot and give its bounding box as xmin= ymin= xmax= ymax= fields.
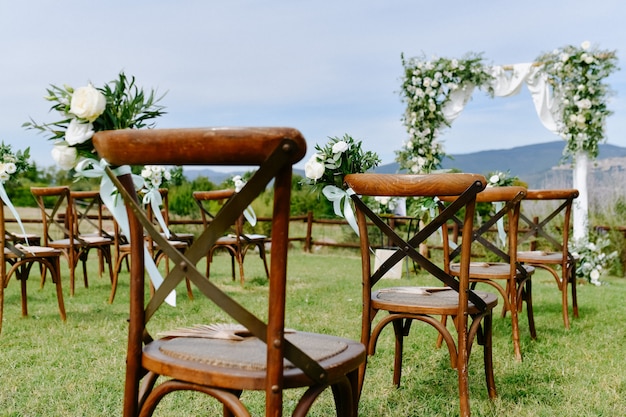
xmin=4 ymin=162 xmax=16 ymax=174
xmin=332 ymin=141 xmax=349 ymax=154
xmin=70 ymin=84 xmax=106 ymax=122
xmin=590 ymin=268 xmax=600 ymax=283
xmin=581 ymin=41 xmax=591 ymax=50
xmin=304 ymin=154 xmax=325 ymax=180
xmin=65 ymin=119 xmax=95 ymax=145
xmin=51 ymin=142 xmax=77 ymax=170
xmin=0 ymin=172 xmax=9 ymax=182
xmin=575 ymin=99 xmax=592 ymax=110
xmin=375 ymin=196 xmax=390 ymax=205
xmin=489 ymin=174 xmax=500 ymax=184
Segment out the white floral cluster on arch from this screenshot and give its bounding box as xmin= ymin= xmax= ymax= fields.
xmin=397 ymin=42 xmax=618 ymax=174
xmin=397 ymin=52 xmax=494 ymax=174
xmin=537 ymin=42 xmax=618 ymax=159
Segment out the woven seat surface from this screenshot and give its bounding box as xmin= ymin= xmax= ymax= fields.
xmin=373 ymin=287 xmax=497 ymax=310
xmin=158 ymin=331 xmax=349 ymax=371
xmin=517 ymin=251 xmax=563 ymax=262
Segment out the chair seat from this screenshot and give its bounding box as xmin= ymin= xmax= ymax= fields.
xmin=450 ymin=262 xmax=535 ymax=279
xmin=49 ymin=237 xmax=112 ymax=248
xmin=373 ymin=287 xmax=498 ymax=315
xmin=5 ymin=245 xmax=62 ymax=258
xmin=142 ymin=331 xmax=366 ymax=391
xmin=517 ymin=250 xmax=564 ymax=263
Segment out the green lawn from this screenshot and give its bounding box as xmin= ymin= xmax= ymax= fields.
xmin=0 ymin=248 xmax=625 ymax=416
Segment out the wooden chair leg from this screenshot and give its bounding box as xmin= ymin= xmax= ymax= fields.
xmin=482 ymin=311 xmax=497 ymax=399
xmin=392 ymin=319 xmax=404 ymax=388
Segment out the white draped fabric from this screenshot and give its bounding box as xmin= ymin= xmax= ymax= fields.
xmin=439 ymin=62 xmax=588 ymax=240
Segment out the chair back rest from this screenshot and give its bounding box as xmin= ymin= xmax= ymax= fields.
xmin=440 ymin=185 xmax=527 ymax=274
xmin=518 ymin=189 xmax=579 ymax=255
xmin=344 ymin=173 xmax=488 ymax=312
xmin=70 ymin=190 xmax=110 ymax=239
xmin=92 ymin=127 xmax=313 ymax=416
xmin=30 ymin=186 xmax=72 ymax=245
xmin=193 ymin=189 xmax=244 ymax=235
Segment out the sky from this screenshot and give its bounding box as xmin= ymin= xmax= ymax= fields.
xmin=1 ymin=0 xmax=624 ymax=172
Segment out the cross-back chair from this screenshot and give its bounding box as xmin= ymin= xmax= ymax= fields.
xmin=193 ymin=189 xmax=269 ymax=285
xmin=517 ymin=189 xmax=579 ymax=329
xmin=1 ymin=200 xmax=65 ymax=334
xmin=70 ymin=190 xmax=115 ymax=283
xmin=344 ymin=172 xmax=497 ymax=417
xmin=440 ymin=186 xmax=535 ymax=361
xmin=30 ymin=186 xmax=107 ymax=296
xmin=92 ymin=127 xmax=366 ymax=417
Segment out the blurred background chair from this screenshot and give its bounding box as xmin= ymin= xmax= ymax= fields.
xmin=517 ymin=189 xmax=579 ymax=329
xmin=93 ymin=126 xmax=366 ymax=417
xmin=345 ymin=172 xmax=497 ymax=417
xmin=440 ymin=186 xmax=535 ymax=361
xmin=1 ymin=200 xmax=65 ymax=334
xmin=31 ymin=186 xmax=113 ymax=296
xmin=193 ymin=189 xmax=269 ymax=285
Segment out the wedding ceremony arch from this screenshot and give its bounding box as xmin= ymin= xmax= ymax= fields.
xmin=397 ymin=42 xmax=618 ymax=241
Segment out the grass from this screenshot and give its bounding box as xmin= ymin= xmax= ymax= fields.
xmin=1 ymin=247 xmax=626 ymax=416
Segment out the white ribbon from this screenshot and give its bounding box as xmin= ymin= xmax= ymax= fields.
xmin=243 ymin=206 xmax=257 ymax=227
xmin=322 ymin=185 xmax=359 ymax=236
xmin=0 ymin=181 xmax=29 ymax=245
xmin=75 ymin=158 xmax=176 ymax=306
xmin=493 ymin=201 xmax=507 ymax=247
xmin=142 ymin=187 xmax=171 ymax=239
xmin=233 ymin=177 xmax=257 ymax=226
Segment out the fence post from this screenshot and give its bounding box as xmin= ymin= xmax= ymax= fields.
xmin=304 ymin=211 xmax=313 ymax=252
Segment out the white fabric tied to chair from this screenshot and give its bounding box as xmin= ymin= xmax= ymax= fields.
xmin=322 ymin=185 xmax=359 ymax=236
xmin=75 ymin=158 xmax=176 ymax=306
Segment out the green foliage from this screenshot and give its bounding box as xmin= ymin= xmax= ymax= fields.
xmin=1 ymin=253 xmax=626 ymax=416
xmin=168 ymin=176 xmax=216 ymax=217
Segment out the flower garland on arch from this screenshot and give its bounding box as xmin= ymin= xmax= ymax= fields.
xmin=396 ymin=52 xmax=494 ymax=174
xmin=536 ymin=42 xmax=618 ymax=160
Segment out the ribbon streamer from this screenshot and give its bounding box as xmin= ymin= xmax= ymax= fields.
xmin=322 ymin=185 xmax=359 ymax=236
xmin=493 ymin=201 xmax=507 ymax=247
xmin=0 ymin=181 xmax=29 ymax=245
xmin=75 ymin=158 xmax=176 ymax=306
xmin=142 ymin=187 xmax=171 ymax=239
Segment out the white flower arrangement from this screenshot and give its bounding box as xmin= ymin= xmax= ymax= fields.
xmin=24 ymin=72 xmax=166 ymax=170
xmin=486 ymin=170 xmax=519 ymax=188
xmin=303 ymin=134 xmax=380 ymax=191
xmin=0 ymin=142 xmax=30 ymax=183
xmin=141 ymin=165 xmax=172 ymax=190
xmin=397 ymin=52 xmax=494 ymax=173
xmin=570 ymin=235 xmax=618 ymax=286
xmin=536 ymin=41 xmax=618 ymax=160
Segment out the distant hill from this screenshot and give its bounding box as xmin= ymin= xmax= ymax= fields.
xmin=374 ymin=141 xmax=626 ymax=188
xmin=184 ymin=141 xmax=626 ymax=191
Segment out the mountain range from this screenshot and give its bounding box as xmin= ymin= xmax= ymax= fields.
xmin=184 ymin=141 xmax=626 ymax=189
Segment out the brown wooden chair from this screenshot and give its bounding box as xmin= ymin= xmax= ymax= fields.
xmin=440 ymin=186 xmax=535 ymax=361
xmin=93 ymin=127 xmax=366 ymax=417
xmin=344 ymin=173 xmax=497 ymax=417
xmin=31 ymin=186 xmax=112 ymax=296
xmin=517 ymin=189 xmax=579 ymax=329
xmin=70 ymin=190 xmax=115 ymax=282
xmin=1 ymin=200 xmax=65 ymax=334
xmin=193 ymin=189 xmax=269 ymax=285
